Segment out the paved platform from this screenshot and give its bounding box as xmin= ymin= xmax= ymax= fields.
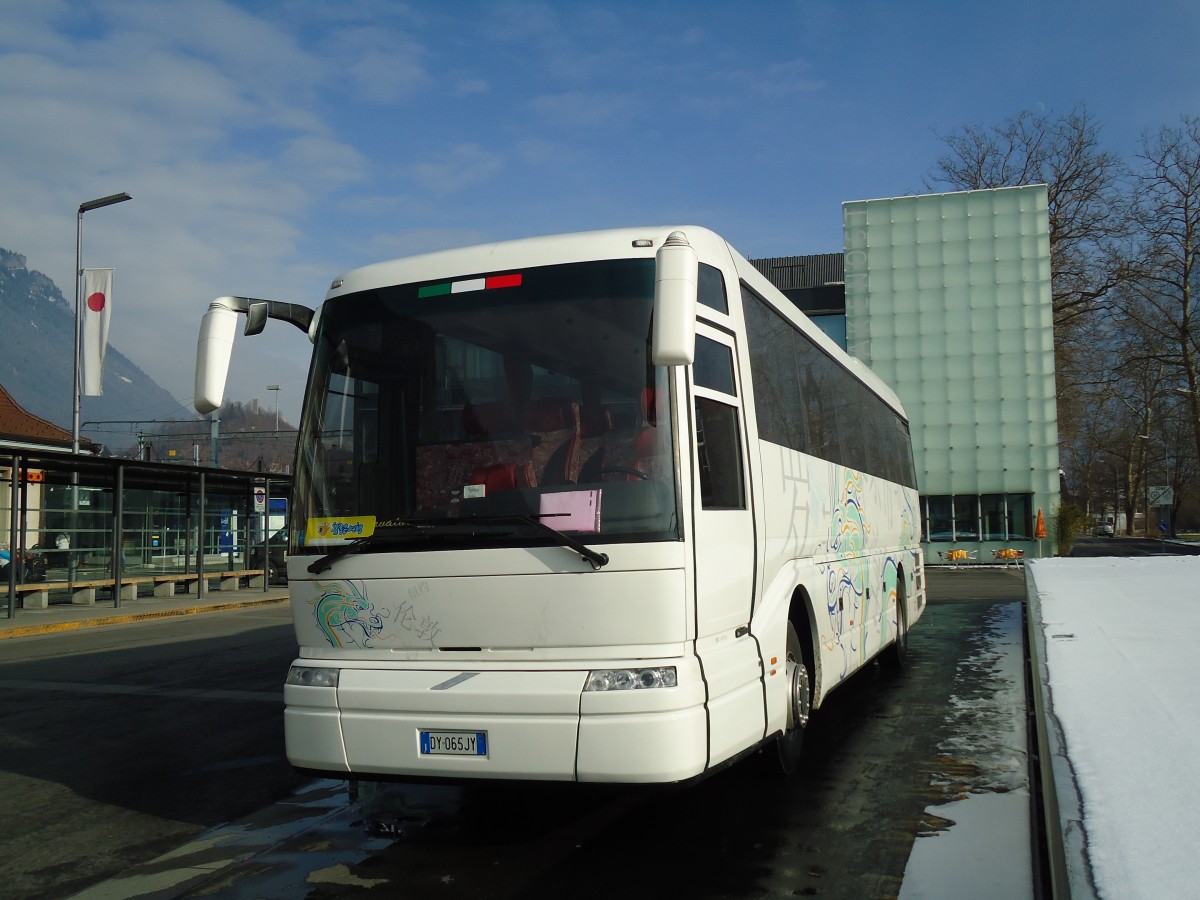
xmin=0 ymin=586 xmax=291 ymax=639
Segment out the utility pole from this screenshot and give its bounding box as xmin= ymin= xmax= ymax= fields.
xmin=268 ymin=384 xmax=281 ymax=432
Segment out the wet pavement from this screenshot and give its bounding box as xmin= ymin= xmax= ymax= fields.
xmin=0 ymin=598 xmax=302 ymax=899
xmin=898 ymin=598 xmax=1031 ymax=898
xmin=68 ymin=780 xmax=360 ymax=900
xmin=49 ymin=568 xmax=1033 ymax=899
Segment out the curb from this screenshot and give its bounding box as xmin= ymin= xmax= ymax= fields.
xmin=1025 ymin=565 xmax=1099 ymax=899
xmin=0 ymin=595 xmax=289 ymax=639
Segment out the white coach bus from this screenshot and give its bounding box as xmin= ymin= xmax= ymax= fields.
xmin=194 ymin=226 xmax=924 ymax=784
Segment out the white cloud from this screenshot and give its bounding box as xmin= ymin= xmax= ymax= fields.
xmin=0 ymin=0 xmax=369 ymax=424
xmin=0 ymin=0 xmax=73 ymax=53
xmin=281 ymin=135 xmax=370 ymax=189
xmin=454 ymin=78 xmax=489 ymax=97
xmin=106 ymin=0 xmax=320 ymax=98
xmin=408 ymin=143 xmax=503 ymax=195
xmin=527 ymin=90 xmax=639 ymax=131
xmin=2 ymin=0 xmax=1199 ymax=436
xmin=330 ymin=27 xmax=432 ymax=104
xmin=362 ymin=227 xmax=491 ymax=261
xmin=740 ymin=59 xmax=825 ymax=98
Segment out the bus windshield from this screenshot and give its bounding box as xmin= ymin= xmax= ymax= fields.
xmin=291 ymin=258 xmax=680 ymax=554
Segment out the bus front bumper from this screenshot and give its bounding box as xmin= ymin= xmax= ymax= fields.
xmin=284 ymin=661 xmax=709 ymax=783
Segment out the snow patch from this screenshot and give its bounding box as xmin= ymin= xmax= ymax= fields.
xmin=1029 ymin=557 xmax=1200 ymax=900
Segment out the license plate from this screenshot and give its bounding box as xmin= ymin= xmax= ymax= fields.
xmin=420 ymin=730 xmax=488 ymax=757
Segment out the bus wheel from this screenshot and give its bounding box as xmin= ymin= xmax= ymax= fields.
xmin=776 ymin=620 xmax=811 ymax=775
xmin=883 ymin=585 xmax=908 ymax=669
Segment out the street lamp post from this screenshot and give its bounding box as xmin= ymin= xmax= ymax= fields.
xmin=70 ymin=193 xmax=130 ymax=584
xmin=267 ymin=384 xmax=281 ymax=432
xmin=72 ymin=192 xmax=132 ymax=453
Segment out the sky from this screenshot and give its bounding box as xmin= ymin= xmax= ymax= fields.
xmin=1 ymin=0 xmax=1198 ymax=434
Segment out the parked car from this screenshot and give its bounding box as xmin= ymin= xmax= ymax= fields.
xmin=1093 ymin=522 xmax=1115 ymax=537
xmin=250 ymin=528 xmax=288 ymax=584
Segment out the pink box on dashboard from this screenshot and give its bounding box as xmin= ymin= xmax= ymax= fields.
xmin=538 ymin=489 xmax=602 ymax=533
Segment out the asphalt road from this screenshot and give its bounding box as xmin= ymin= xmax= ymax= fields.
xmin=1069 ymin=534 xmax=1200 ymax=556
xmin=0 ymin=569 xmax=1031 ymax=899
xmin=0 ymin=604 xmax=304 ymax=899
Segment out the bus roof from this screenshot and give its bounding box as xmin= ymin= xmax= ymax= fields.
xmin=325 ymin=226 xmax=724 ymax=299
xmin=325 ymin=225 xmax=908 ymax=421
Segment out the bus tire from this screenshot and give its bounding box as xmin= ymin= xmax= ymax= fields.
xmin=775 ymin=619 xmax=812 ymax=775
xmin=882 ymin=578 xmax=908 ymax=669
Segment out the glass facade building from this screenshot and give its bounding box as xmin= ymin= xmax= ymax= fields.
xmin=843 ymin=185 xmax=1059 ymax=559
xmin=753 ymin=185 xmax=1060 ymax=560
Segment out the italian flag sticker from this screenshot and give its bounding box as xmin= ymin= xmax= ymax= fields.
xmin=418 ymin=273 xmax=523 ymax=298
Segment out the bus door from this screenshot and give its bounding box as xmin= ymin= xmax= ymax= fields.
xmin=689 ymin=325 xmax=765 ymax=764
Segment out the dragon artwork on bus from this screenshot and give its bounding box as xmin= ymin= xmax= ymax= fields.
xmin=194 ymin=226 xmax=925 ymax=784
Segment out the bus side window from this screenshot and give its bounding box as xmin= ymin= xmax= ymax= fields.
xmin=695 ymin=397 xmax=746 ymax=510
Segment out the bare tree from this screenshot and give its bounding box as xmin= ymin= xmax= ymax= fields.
xmin=1121 ymin=117 xmax=1200 ymax=472
xmin=1091 ymin=353 xmax=1164 ymax=535
xmin=929 ymin=109 xmax=1200 ymax=530
xmin=1150 ymin=390 xmax=1199 ymax=535
xmin=928 ymin=106 xmax=1130 ymax=331
xmin=928 ymin=106 xmax=1133 ymax=470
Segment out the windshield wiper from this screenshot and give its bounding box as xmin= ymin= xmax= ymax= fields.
xmin=305 ymin=515 xmax=609 ymax=574
xmin=306 ymin=524 xmax=426 ymax=575
xmin=501 ymin=513 xmax=610 ymax=570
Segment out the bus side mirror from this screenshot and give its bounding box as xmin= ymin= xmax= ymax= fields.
xmin=652 ymin=231 xmax=697 ymax=366
xmin=245 ymin=300 xmax=269 ymax=336
xmin=194 ymin=304 xmax=239 ymax=414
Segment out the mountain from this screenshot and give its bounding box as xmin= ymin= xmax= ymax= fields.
xmin=145 ymin=399 xmax=295 ymax=473
xmin=0 ymin=247 xmax=196 ymax=451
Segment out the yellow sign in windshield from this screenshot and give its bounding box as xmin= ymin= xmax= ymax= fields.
xmin=305 ymin=516 xmax=377 ymax=544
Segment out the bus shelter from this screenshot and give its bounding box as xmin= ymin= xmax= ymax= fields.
xmin=2 ymin=446 xmax=290 ymax=618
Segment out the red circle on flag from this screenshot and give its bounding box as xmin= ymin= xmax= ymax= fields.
xmin=87 ymin=292 xmax=106 ymax=312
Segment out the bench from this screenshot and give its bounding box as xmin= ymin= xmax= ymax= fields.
xmin=10 ymin=570 xmax=267 ymax=608
xmin=12 ymin=582 xmax=61 ymax=608
xmin=152 ymin=573 xmax=201 ymax=597
xmin=151 ymin=570 xmax=267 ymax=597
xmin=993 ymin=548 xmax=1025 ymax=566
xmin=12 ymin=579 xmax=128 ymax=608
xmin=937 ymin=549 xmax=977 ymax=566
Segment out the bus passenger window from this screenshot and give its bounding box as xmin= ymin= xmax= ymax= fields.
xmin=693 ymin=336 xmax=737 ymax=395
xmin=695 ymin=397 xmax=746 ymax=509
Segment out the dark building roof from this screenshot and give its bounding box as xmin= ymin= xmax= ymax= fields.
xmin=749 ymin=253 xmax=844 ymax=289
xmin=748 ymin=253 xmax=847 ymax=317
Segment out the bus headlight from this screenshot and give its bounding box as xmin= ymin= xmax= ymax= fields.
xmin=584 ymin=667 xmax=677 ymax=691
xmin=286 ymin=665 xmax=339 ymax=688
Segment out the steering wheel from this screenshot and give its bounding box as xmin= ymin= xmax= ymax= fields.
xmin=597 ymin=466 xmax=648 ymax=481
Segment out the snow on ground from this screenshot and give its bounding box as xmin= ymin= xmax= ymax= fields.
xmin=1027 ymin=557 xmax=1200 ymax=900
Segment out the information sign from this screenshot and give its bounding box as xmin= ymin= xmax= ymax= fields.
xmin=1147 ymin=485 xmax=1174 ymax=507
